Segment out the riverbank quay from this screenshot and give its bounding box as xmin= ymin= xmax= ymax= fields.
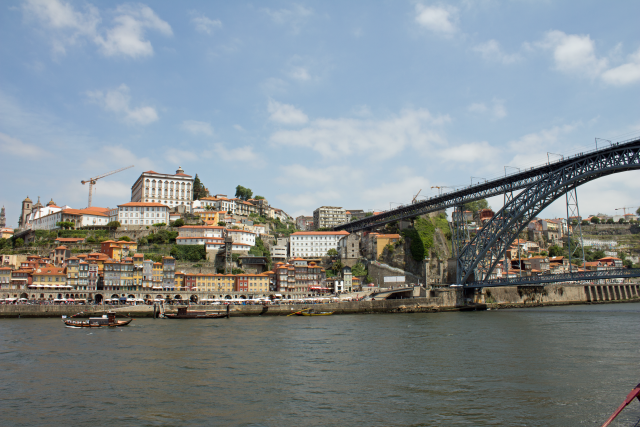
xmin=1 ymin=283 xmax=639 ymax=317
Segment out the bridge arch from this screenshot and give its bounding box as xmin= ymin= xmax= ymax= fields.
xmin=458 ymin=142 xmax=640 ymax=284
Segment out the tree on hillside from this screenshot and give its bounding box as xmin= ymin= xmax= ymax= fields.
xmin=637 ymin=206 xmax=640 ymax=216
xmin=192 ymin=174 xmax=209 ymax=200
xmin=463 ymin=199 xmax=490 ymax=214
xmin=235 ymin=185 xmax=253 ymax=201
xmin=591 ymin=217 xmax=600 ymax=224
xmin=255 ymin=195 xmax=265 ymax=200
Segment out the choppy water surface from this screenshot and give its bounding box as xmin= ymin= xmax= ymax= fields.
xmin=1 ymin=303 xmax=639 ymax=426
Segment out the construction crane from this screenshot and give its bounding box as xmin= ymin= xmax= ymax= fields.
xmin=81 ymin=165 xmax=134 ymax=207
xmin=615 ymin=206 xmax=638 ymax=215
xmin=431 ymin=186 xmax=453 ymax=196
xmin=411 ymin=189 xmax=422 ymax=203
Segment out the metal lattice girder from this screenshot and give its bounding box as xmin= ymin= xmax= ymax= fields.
xmin=466 ymin=268 xmax=640 ymax=288
xmin=450 ymin=206 xmax=470 ymax=283
xmin=335 ymin=137 xmax=640 ymax=233
xmin=457 ymin=142 xmax=640 ymax=285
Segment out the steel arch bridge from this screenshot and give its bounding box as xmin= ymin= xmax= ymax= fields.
xmin=334 ymin=137 xmax=640 ymax=286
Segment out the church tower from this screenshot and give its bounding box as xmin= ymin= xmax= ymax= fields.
xmin=18 ymin=196 xmax=33 ymax=229
xmin=0 ymin=206 xmax=6 ymax=228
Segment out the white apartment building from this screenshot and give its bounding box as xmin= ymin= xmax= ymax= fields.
xmin=110 ymin=202 xmax=170 ymax=226
xmin=289 ymin=231 xmax=350 ymax=258
xmin=177 ymin=237 xmax=224 ymax=246
xmin=226 ymin=229 xmax=256 ymax=246
xmin=205 ymin=241 xmax=250 ymax=253
xmin=198 ymin=195 xmax=236 ymax=214
xmin=177 ymin=225 xmax=224 ymax=238
xmin=313 ymin=206 xmax=347 ymax=229
xmin=30 ymin=208 xmax=110 ymax=230
xmin=131 ymin=167 xmax=194 ymax=211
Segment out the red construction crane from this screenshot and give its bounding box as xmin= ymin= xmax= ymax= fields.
xmin=81 ymin=165 xmax=134 ymax=207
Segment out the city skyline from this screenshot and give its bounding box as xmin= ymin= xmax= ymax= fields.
xmin=1 ymin=0 xmax=640 ymax=227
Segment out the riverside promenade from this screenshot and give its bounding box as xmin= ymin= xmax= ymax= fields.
xmin=1 ymin=283 xmax=639 ymax=318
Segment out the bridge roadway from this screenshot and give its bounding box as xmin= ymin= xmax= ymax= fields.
xmin=465 ymin=268 xmax=640 ymax=288
xmin=335 ymin=137 xmax=640 ymax=233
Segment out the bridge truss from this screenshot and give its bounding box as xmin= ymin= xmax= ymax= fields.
xmin=334 ymin=137 xmax=640 ymax=287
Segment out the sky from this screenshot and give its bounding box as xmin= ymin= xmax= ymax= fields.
xmin=1 ymin=0 xmax=640 ymax=228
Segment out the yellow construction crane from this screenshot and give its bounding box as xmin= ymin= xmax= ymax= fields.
xmin=81 ymin=165 xmax=134 ymax=207
xmin=615 ymin=206 xmax=638 ymax=215
xmin=412 ymin=189 xmax=422 ymax=203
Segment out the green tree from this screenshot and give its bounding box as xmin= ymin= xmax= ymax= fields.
xmin=14 ymin=238 xmax=24 ymax=247
xmin=463 ymin=199 xmax=490 ymax=214
xmin=606 ymin=218 xmax=614 ymax=224
xmin=138 ymin=237 xmax=148 ymax=245
xmin=590 ymin=217 xmax=600 ymax=224
xmin=118 ymin=236 xmax=132 ymax=242
xmin=192 ymin=174 xmax=209 ymax=200
xmin=171 ymin=218 xmax=185 ymax=227
xmin=351 ymin=263 xmax=366 ymax=277
xmin=637 ymin=206 xmax=640 ymax=216
xmin=618 ymin=218 xmax=626 ymax=224
xmin=327 ymin=248 xmax=338 ymax=257
xmin=106 ymin=221 xmax=121 ymax=229
xmin=153 ymin=222 xmax=166 ymax=227
xmin=255 ymin=195 xmax=265 ymax=200
xmin=364 ymin=212 xmax=373 ymax=217
xmin=56 ymin=221 xmax=75 ymax=230
xmin=548 ymin=245 xmax=563 ymax=257
xmin=365 ymin=274 xmax=373 ymax=284
xmin=86 ymin=236 xmax=97 ymax=244
xmin=592 ymin=249 xmax=606 ymax=260
xmin=235 ymin=185 xmax=253 ymax=201
xmin=217 ymin=221 xmax=226 ymax=226
xmin=581 ymin=220 xmax=589 ymax=226
xmin=623 ymin=259 xmax=633 ymax=268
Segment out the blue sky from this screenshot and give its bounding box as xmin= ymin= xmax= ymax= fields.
xmin=1 ymin=0 xmax=640 ymax=228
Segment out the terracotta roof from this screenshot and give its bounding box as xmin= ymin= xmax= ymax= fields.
xmin=291 ymin=231 xmax=350 ymax=236
xmin=118 ymin=202 xmax=169 ymax=207
xmin=375 ymin=234 xmax=400 ymax=239
xmin=55 ymin=246 xmax=68 ymax=250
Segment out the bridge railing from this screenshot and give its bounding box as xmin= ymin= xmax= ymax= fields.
xmin=465 ymin=268 xmax=640 ymax=288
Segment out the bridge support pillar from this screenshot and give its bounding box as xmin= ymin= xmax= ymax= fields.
xmin=565 ymin=188 xmax=586 ymax=272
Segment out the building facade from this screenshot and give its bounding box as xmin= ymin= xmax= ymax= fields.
xmin=131 ymin=167 xmax=194 ymax=211
xmin=289 ymin=231 xmax=350 ymax=258
xmin=313 ymin=206 xmax=347 ymax=229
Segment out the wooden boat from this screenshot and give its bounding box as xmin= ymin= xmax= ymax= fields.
xmin=164 ymin=306 xmax=229 ymax=319
xmin=291 ymin=308 xmax=334 ymax=316
xmin=63 ymin=312 xmax=132 ymax=328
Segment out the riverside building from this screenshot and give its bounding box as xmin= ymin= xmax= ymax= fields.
xmin=289 ymin=230 xmax=350 ymax=258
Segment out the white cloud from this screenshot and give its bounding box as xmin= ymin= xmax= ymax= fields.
xmin=189 ymin=11 xmax=222 ymax=35
xmin=263 ymin=4 xmax=313 ymax=32
xmin=164 ymin=148 xmax=199 ymax=165
xmin=22 ymin=0 xmax=172 ymax=58
xmin=210 ymin=143 xmax=259 ymax=162
xmin=233 ymin=124 xmax=245 ymax=131
xmin=267 ymin=99 xmax=308 ymax=125
xmin=468 ymin=99 xmax=506 ymax=119
xmin=538 ymin=30 xmax=608 ymax=78
xmin=269 ymin=108 xmax=450 ymax=160
xmin=86 ymin=84 xmax=158 ymax=125
xmin=473 ymin=39 xmax=521 ymax=64
xmin=361 ymin=174 xmax=432 ymax=208
xmin=98 ymin=146 xmax=155 ymax=171
xmin=601 ymin=48 xmax=640 ymax=86
xmin=0 ymin=132 xmax=48 ymax=157
xmin=415 ymin=4 xmax=458 ymax=36
xmin=95 ymin=4 xmax=172 ymax=58
xmin=275 ymin=164 xmax=361 ymax=188
xmin=437 ymin=141 xmax=500 ymax=163
xmin=506 ymin=124 xmax=580 ymax=167
xmin=181 ymin=120 xmax=213 ymax=136
xmin=288 ymin=66 xmax=311 ymax=81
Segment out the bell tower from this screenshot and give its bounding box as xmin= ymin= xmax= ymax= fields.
xmin=0 ymin=206 xmax=6 ymax=228
xmin=18 ymin=196 xmax=33 ymax=229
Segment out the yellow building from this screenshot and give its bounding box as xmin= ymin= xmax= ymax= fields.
xmin=132 ymin=253 xmax=144 ymax=289
xmin=152 ymin=262 xmax=163 ymax=287
xmin=175 ymin=272 xmax=185 ymax=290
xmin=31 ymin=266 xmax=68 ymax=290
xmin=100 ymin=240 xmax=139 ymax=261
xmin=199 ymin=210 xmax=224 ymax=224
xmin=235 ymin=274 xmax=270 ymax=293
xmin=195 ymin=274 xmax=235 ymax=293
xmin=374 ymin=234 xmax=401 ymax=259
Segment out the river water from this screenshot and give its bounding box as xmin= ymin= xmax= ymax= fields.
xmin=1 ymin=303 xmax=639 ymax=426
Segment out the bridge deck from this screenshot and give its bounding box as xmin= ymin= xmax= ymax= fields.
xmin=464 ymin=268 xmax=640 ymax=288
